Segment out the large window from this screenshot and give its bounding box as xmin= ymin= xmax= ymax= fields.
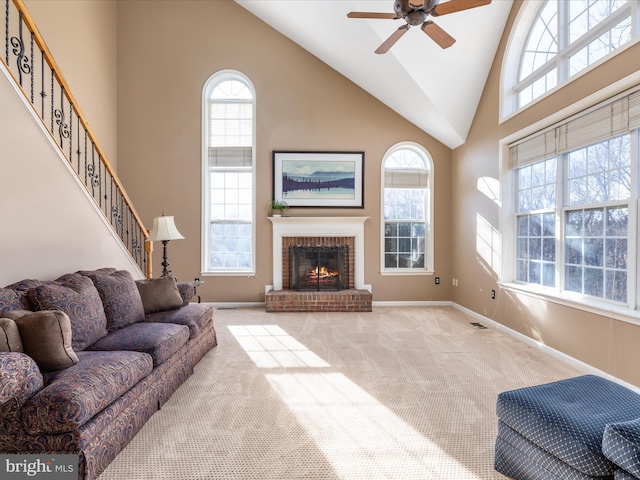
xmin=201 ymin=71 xmax=255 ymax=275
xmin=381 ymin=143 xmax=433 ymax=274
xmin=502 ymin=0 xmax=638 ymax=118
xmin=507 ymin=87 xmax=640 ymax=312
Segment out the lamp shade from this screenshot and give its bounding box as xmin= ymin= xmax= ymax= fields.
xmin=148 ymin=216 xmax=184 ymax=242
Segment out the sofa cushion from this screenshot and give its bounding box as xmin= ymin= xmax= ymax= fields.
xmin=0 ymin=318 xmax=23 ymax=352
xmin=496 ymin=375 xmax=640 ymax=477
xmin=135 ymin=276 xmax=183 ymax=314
xmin=14 ymin=310 xmax=79 ymax=371
xmin=79 ymin=269 xmax=145 ymax=331
xmin=144 ymin=303 xmax=213 ymax=339
xmin=27 ymin=273 xmax=107 ymax=351
xmin=87 ymin=322 xmax=189 ymax=366
xmin=603 ymin=417 xmax=640 ymax=478
xmin=21 ymin=350 xmax=153 ymax=434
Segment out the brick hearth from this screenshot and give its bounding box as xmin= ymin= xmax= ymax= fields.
xmin=265 ymin=289 xmax=372 ymax=312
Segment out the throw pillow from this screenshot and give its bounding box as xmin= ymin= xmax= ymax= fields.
xmin=0 ymin=317 xmax=23 ymax=352
xmin=14 ymin=310 xmax=79 ymax=371
xmin=135 ymin=276 xmax=183 ymax=314
xmin=27 ymin=273 xmax=107 ymax=351
xmin=79 ymin=269 xmax=145 ymax=331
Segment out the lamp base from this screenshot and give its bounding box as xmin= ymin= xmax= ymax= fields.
xmin=161 ymin=240 xmax=171 ymax=277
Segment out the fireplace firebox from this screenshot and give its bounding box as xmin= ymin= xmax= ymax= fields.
xmin=289 ymin=245 xmax=349 ymax=291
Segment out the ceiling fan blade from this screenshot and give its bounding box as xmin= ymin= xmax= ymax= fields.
xmin=431 ymin=0 xmax=491 ymax=17
xmin=347 ymin=12 xmax=400 ymax=19
xmin=375 ymin=25 xmax=410 ymax=54
xmin=421 ymin=21 xmax=456 ymax=49
xmin=409 ymin=0 xmax=425 ymax=8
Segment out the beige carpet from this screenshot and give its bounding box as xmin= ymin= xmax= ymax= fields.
xmin=98 ymin=306 xmax=582 ymax=480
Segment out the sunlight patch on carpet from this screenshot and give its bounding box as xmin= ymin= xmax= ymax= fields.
xmin=230 ymin=324 xmax=483 ymax=479
xmin=228 ymin=324 xmax=330 ymax=368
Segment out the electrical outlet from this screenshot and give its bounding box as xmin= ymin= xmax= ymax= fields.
xmin=435 ymin=277 xmax=440 ymax=284
xmin=491 ymin=289 xmax=496 ymax=299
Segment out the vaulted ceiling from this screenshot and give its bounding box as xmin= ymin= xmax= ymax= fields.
xmin=235 ymin=0 xmax=514 ymax=149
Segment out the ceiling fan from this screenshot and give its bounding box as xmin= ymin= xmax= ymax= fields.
xmin=347 ymin=0 xmax=492 ymax=54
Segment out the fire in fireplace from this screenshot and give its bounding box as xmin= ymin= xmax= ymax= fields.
xmin=289 ymin=245 xmax=349 ymax=291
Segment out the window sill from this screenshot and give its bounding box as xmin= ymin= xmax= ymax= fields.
xmin=380 ymin=270 xmax=434 ymax=276
xmin=201 ymin=271 xmax=256 ymax=277
xmin=499 ymin=281 xmax=640 ymax=326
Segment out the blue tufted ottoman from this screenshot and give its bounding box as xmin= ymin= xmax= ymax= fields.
xmin=495 ymin=375 xmax=640 ymax=479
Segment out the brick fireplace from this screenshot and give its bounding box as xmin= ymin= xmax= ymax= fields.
xmin=266 ymin=217 xmax=372 ymax=312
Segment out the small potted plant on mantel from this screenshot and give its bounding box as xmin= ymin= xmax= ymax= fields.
xmin=271 ymin=200 xmax=289 ymax=217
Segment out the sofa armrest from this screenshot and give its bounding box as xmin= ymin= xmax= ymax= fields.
xmin=0 ymin=352 xmax=43 ymax=406
xmin=177 ymin=283 xmax=195 ymax=306
xmin=603 ymin=418 xmax=640 ymax=479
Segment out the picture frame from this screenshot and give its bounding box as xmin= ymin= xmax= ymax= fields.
xmin=272 ymin=151 xmax=364 ymax=208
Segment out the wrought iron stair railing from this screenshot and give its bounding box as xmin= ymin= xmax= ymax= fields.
xmin=2 ymin=0 xmax=150 ymax=276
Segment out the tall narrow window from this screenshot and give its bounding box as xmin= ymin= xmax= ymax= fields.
xmin=515 ymin=157 xmax=557 ymax=287
xmin=563 ymin=135 xmax=631 ymax=302
xmin=381 ymin=143 xmax=433 ymax=274
xmin=202 ymin=71 xmax=255 ymax=275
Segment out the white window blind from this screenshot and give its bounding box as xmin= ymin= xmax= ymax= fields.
xmin=208 ymin=147 xmax=252 ymax=168
xmin=510 ymin=86 xmax=640 ymax=168
xmin=384 ymin=170 xmax=428 ymax=188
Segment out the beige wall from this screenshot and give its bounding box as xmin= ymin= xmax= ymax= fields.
xmin=453 ymin=1 xmax=640 ymax=386
xmin=116 ymin=0 xmax=453 ymax=303
xmin=24 ymin=0 xmax=118 ymax=166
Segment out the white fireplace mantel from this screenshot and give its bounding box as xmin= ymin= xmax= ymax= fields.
xmin=269 ymin=216 xmax=369 ymax=291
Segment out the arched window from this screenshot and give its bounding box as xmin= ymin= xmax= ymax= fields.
xmin=502 ymin=0 xmax=638 ymax=118
xmin=380 ymin=143 xmax=433 ymax=274
xmin=201 ymin=71 xmax=255 ymax=275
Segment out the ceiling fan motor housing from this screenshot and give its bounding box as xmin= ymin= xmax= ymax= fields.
xmin=394 ymin=0 xmax=439 ymax=16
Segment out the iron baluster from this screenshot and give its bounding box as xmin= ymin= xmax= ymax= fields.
xmin=68 ymin=102 xmax=73 ymax=164
xmin=29 ymin=30 xmax=32 ymax=101
xmin=50 ymin=68 xmax=53 ymax=134
xmin=76 ymin=119 xmax=81 ymax=173
xmin=39 ymin=50 xmax=45 ymax=117
xmin=98 ymin=155 xmax=102 ymax=210
xmin=10 ymin=10 xmax=30 ymax=85
xmin=5 ymin=0 xmax=8 ymax=65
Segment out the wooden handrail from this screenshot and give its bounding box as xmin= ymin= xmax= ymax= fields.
xmin=12 ymin=0 xmax=148 ymax=238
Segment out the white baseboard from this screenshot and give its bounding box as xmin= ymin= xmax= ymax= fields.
xmin=451 ymin=302 xmax=640 ymax=394
xmin=211 ymin=302 xmax=265 ymax=309
xmin=372 ymin=300 xmax=453 ymax=307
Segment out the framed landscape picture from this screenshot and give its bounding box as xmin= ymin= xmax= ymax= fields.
xmin=272 ymin=151 xmax=364 ymax=208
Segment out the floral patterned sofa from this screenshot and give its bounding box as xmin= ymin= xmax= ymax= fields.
xmin=0 ymin=268 xmax=217 ymax=480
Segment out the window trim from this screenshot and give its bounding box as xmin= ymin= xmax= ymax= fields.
xmin=201 ymin=70 xmax=257 ymax=277
xmin=500 ymin=0 xmax=640 ymax=123
xmin=379 ymin=141 xmax=434 ymax=276
xmin=500 ymin=73 xmax=640 ymax=326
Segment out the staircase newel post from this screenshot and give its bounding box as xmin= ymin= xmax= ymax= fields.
xmin=145 ymin=238 xmax=153 ymax=279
